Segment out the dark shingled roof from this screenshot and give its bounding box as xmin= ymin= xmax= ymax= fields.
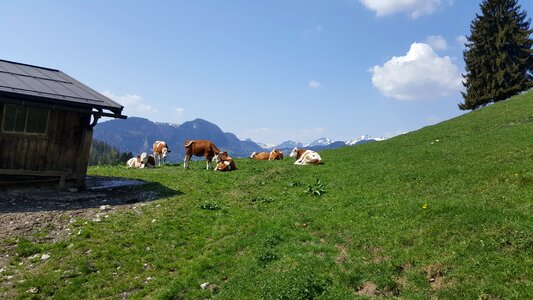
xmin=0 ymin=59 xmax=125 ymax=118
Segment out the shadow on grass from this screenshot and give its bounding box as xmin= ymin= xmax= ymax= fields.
xmin=0 ymin=176 xmax=183 ymax=213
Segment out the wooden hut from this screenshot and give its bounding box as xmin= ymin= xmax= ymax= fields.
xmin=0 ymin=59 xmax=126 ymax=188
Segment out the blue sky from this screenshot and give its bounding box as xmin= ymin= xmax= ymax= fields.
xmin=2 ymin=1 xmax=532 ymax=144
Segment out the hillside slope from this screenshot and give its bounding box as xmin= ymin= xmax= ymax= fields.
xmin=2 ymin=92 xmax=532 ymax=299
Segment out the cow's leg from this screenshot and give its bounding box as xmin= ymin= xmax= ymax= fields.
xmin=154 ymin=154 xmax=160 ymax=167
xmin=184 ymin=154 xmax=191 ymax=169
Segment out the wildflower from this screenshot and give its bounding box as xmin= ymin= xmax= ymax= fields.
xmin=422 ymin=203 xmax=428 ymax=209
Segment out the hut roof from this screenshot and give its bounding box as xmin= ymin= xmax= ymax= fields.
xmin=0 ymin=59 xmax=125 ymax=118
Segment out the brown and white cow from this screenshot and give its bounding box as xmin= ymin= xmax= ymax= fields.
xmin=153 ymin=141 xmax=171 ymax=166
xmin=184 ymin=140 xmax=221 ymax=170
xmin=250 ymin=151 xmax=270 ymax=160
xmin=268 ymin=149 xmax=284 ymax=160
xmin=289 ymin=147 xmax=322 ymax=165
xmin=127 ymin=152 xmax=150 ymax=168
xmin=213 ymin=151 xmax=237 ymax=171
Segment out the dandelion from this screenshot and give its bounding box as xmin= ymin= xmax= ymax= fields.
xmin=422 ymin=203 xmax=428 ymax=209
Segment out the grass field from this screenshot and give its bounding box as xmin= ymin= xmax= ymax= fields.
xmin=1 ymin=92 xmax=532 ymax=299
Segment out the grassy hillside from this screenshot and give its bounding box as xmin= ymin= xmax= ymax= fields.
xmin=2 ymin=92 xmax=532 ymax=299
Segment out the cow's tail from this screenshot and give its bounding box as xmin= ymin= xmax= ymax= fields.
xmin=184 ymin=140 xmax=194 ymax=148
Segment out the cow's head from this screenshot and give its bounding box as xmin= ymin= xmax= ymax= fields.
xmin=289 ymin=147 xmax=299 ymax=158
xmin=161 ymin=146 xmax=170 ymax=161
xmin=140 ymin=152 xmax=149 ymax=164
xmin=250 ymin=152 xmax=257 ymax=158
xmin=214 ymin=151 xmax=231 ymax=163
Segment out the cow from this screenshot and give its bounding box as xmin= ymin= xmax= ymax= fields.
xmin=250 ymin=149 xmax=284 ymax=160
xmin=213 ymin=151 xmax=237 ymax=171
xmin=145 ymin=155 xmax=156 ymax=168
xmin=127 ymin=152 xmax=149 ymax=168
xmin=153 ymin=141 xmax=171 ymax=166
xmin=184 ymin=140 xmax=220 ymax=170
xmin=289 ymin=147 xmax=322 ymax=165
xmin=250 ymin=151 xmax=270 ymax=160
xmin=268 ymin=149 xmax=284 ymax=160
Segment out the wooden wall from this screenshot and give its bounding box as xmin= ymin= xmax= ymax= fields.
xmin=0 ymin=101 xmax=93 ymax=187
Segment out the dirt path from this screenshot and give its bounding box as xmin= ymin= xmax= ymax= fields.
xmin=0 ymin=177 xmax=162 ymax=270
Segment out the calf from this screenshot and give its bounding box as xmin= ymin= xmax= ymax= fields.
xmin=153 ymin=141 xmax=171 ymax=166
xmin=184 ymin=140 xmax=221 ymax=170
xmin=213 ymin=151 xmax=237 ymax=171
xmin=289 ymin=147 xmax=322 ymax=165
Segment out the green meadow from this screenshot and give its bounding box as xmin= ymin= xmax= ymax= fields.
xmin=1 ymin=92 xmax=532 ymax=299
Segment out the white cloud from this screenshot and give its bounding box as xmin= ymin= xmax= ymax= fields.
xmin=359 ymin=0 xmax=451 ymax=18
xmin=425 ymin=35 xmax=447 ymax=50
xmin=370 ymin=42 xmax=463 ymax=100
xmin=308 ymin=80 xmax=322 ymax=89
xmin=101 ymin=91 xmax=157 ymax=117
xmin=456 ymin=35 xmax=468 ymax=46
xmin=174 ymin=107 xmax=185 ymax=115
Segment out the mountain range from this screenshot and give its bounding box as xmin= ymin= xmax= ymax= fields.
xmin=93 ymin=117 xmax=385 ymax=161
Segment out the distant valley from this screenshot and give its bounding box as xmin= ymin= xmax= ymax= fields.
xmin=93 ymin=117 xmax=386 ymax=161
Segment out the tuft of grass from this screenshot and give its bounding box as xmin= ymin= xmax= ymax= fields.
xmin=305 ymin=178 xmax=326 ymax=196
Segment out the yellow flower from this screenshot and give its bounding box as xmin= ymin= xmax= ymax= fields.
xmin=422 ymin=203 xmax=428 ymax=209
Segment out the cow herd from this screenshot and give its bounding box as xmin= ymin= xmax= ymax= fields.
xmin=127 ymin=139 xmax=322 ymax=171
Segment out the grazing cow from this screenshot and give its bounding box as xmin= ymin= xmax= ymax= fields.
xmin=184 ymin=140 xmax=220 ymax=170
xmin=250 ymin=151 xmax=270 ymax=160
xmin=289 ymin=148 xmax=322 ymax=165
xmin=153 ymin=141 xmax=171 ymax=166
xmin=213 ymin=151 xmax=237 ymax=171
xmin=127 ymin=152 xmax=149 ymax=168
xmin=268 ymin=149 xmax=284 ymax=160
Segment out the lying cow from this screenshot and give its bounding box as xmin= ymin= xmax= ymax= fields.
xmin=213 ymin=151 xmax=237 ymax=171
xmin=184 ymin=140 xmax=220 ymax=170
xmin=250 ymin=151 xmax=270 ymax=160
xmin=153 ymin=140 xmax=171 ymax=166
xmin=127 ymin=152 xmax=149 ymax=168
xmin=289 ymin=148 xmax=322 ymax=165
xmin=269 ymin=149 xmax=284 ymax=160
xmin=250 ymin=149 xmax=284 ymax=160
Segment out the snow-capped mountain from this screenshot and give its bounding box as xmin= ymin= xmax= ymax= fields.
xmin=258 ymin=136 xmax=387 ymax=150
xmin=345 ymin=135 xmax=386 ymax=146
xmin=306 ymin=137 xmax=334 ymax=147
xmin=255 ymin=141 xmax=276 ymax=150
xmin=274 ymin=140 xmax=304 ymax=149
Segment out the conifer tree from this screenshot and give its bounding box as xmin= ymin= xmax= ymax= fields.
xmin=460 ymin=0 xmax=533 ymax=110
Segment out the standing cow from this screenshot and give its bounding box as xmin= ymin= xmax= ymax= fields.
xmin=290 ymin=148 xmax=322 ymax=165
xmin=184 ymin=140 xmax=221 ymax=170
xmin=153 ymin=141 xmax=171 ymax=166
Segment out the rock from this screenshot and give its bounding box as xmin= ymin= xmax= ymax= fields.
xmin=41 ymin=254 xmax=50 ymax=260
xmin=26 ymin=287 xmax=39 ymax=294
xmin=99 ymin=205 xmax=111 ymax=211
xmin=200 ymin=282 xmax=210 ymax=290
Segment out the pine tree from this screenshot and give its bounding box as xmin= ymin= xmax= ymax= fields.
xmin=460 ymin=0 xmax=533 ymax=110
